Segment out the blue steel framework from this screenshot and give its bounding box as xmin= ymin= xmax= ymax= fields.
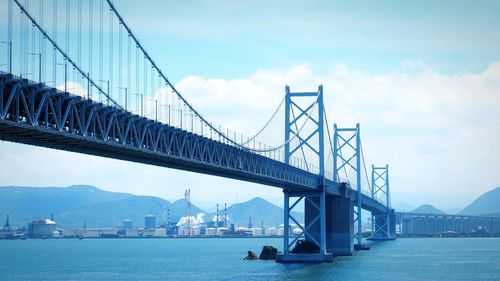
xmin=369 ymin=165 xmax=395 ymax=240
xmin=282 ymin=85 xmax=331 ymax=261
xmin=333 ymin=124 xmax=363 ymax=246
xmin=0 ymin=0 xmax=397 ymax=262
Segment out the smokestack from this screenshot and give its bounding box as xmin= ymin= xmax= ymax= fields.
xmin=224 ymin=203 xmax=227 ymax=228
xmin=216 ymin=203 xmax=219 ymax=228
xmin=185 ymin=189 xmax=191 ymax=236
xmin=50 ymin=214 xmax=54 ymax=221
xmin=3 ymin=215 xmax=9 ymax=229
xmin=248 ymin=217 xmax=252 ymax=229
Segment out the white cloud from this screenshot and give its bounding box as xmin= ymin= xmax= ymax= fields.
xmin=57 ymin=81 xmax=87 ymax=98
xmin=174 ymin=61 xmax=500 ymax=208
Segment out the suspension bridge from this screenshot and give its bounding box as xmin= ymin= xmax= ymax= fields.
xmin=0 ymin=0 xmax=396 ymax=262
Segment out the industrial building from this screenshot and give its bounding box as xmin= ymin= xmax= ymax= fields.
xmin=122 ymin=219 xmax=133 ymax=229
xmin=145 ymin=215 xmax=156 ymax=229
xmin=28 ymin=218 xmax=56 ymax=238
xmin=84 ymin=228 xmax=118 ymax=238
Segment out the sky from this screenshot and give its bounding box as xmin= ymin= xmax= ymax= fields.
xmin=0 ymin=0 xmax=499 ymax=211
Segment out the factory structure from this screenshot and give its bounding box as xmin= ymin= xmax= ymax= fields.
xmin=173 ymin=189 xmax=303 ymax=237
xmin=2 ymin=189 xmax=304 ymax=239
xmin=28 ymin=218 xmax=57 ymax=238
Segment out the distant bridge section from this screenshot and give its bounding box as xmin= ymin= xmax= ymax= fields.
xmin=396 ymin=212 xmax=500 ymax=235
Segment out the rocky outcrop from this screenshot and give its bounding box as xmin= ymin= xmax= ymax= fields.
xmin=243 ymin=251 xmax=258 ymax=260
xmin=259 ymin=246 xmax=278 ymax=260
xmin=291 ymin=239 xmax=319 ymax=254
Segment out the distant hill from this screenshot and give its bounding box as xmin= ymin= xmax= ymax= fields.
xmin=411 ymin=204 xmax=444 ymax=214
xmin=0 ymin=185 xmax=296 ymax=229
xmin=222 ymin=197 xmax=302 ymax=228
xmin=0 ymin=185 xmax=203 ymax=228
xmin=459 ymin=187 xmax=500 ymax=216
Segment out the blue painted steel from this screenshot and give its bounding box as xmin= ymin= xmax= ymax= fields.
xmin=333 ymin=123 xmax=364 ymax=245
xmin=370 ymin=165 xmax=395 ymax=239
xmin=282 ymin=85 xmax=328 ymax=259
xmin=355 ymin=124 xmax=362 ymax=245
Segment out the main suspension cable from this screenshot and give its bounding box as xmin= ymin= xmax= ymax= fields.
xmin=105 ymin=0 xmax=318 ymax=154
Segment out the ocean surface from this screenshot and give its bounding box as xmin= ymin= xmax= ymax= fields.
xmin=0 ymin=237 xmax=499 ymax=281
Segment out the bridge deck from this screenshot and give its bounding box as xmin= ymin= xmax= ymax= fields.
xmin=0 ymin=73 xmax=386 ymax=214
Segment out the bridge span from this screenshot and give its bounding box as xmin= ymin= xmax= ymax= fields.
xmin=397 ymin=212 xmax=500 ymax=236
xmin=0 ymin=0 xmax=396 ymax=262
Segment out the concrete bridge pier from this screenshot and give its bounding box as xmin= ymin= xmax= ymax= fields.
xmin=328 ymin=191 xmax=354 ymax=255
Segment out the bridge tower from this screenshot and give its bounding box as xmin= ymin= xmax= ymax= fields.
xmin=333 ymin=124 xmax=363 ymax=247
xmin=277 ymin=85 xmax=332 ymax=262
xmin=369 ymin=165 xmax=396 ymax=240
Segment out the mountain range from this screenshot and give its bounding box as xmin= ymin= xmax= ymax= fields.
xmin=407 ymin=187 xmax=500 ymax=216
xmin=0 ymin=185 xmax=298 ymax=228
xmin=1 ymin=185 xmax=499 ymax=228
xmin=458 ymin=187 xmax=500 ymax=216
xmin=411 ymin=204 xmax=444 ymax=214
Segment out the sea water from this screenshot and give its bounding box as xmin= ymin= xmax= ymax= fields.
xmin=0 ymin=238 xmax=499 ymax=280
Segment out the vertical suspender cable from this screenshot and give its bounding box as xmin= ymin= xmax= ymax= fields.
xmin=78 ymin=0 xmax=82 ymax=94
xmin=12 ymin=0 xmax=121 ymax=108
xmin=143 ymin=57 xmax=147 ymax=117
xmin=150 ymin=66 xmax=155 ymax=115
xmin=99 ymin=0 xmax=103 ymax=102
xmin=31 ymin=2 xmax=35 ymax=81
xmin=135 ymin=45 xmax=139 ymax=114
xmin=21 ymin=0 xmax=23 ymax=76
xmin=53 ymin=0 xmax=57 ymax=86
xmin=19 ymin=2 xmax=23 ymax=77
xmin=65 ymin=0 xmax=70 ymax=91
xmin=118 ymin=22 xmax=122 ymax=105
xmin=127 ymin=34 xmax=131 ymax=111
xmin=109 ymin=6 xmax=113 ymax=103
xmin=89 ymin=0 xmax=93 ymax=99
xmin=8 ymin=0 xmax=13 ymax=73
xmin=25 ymin=0 xmax=29 ymax=76
xmin=65 ymin=0 xmax=69 ymax=81
xmin=39 ymin=0 xmax=44 ymax=82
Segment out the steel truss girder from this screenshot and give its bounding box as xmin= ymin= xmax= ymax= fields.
xmin=0 ymin=73 xmax=320 ymax=190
